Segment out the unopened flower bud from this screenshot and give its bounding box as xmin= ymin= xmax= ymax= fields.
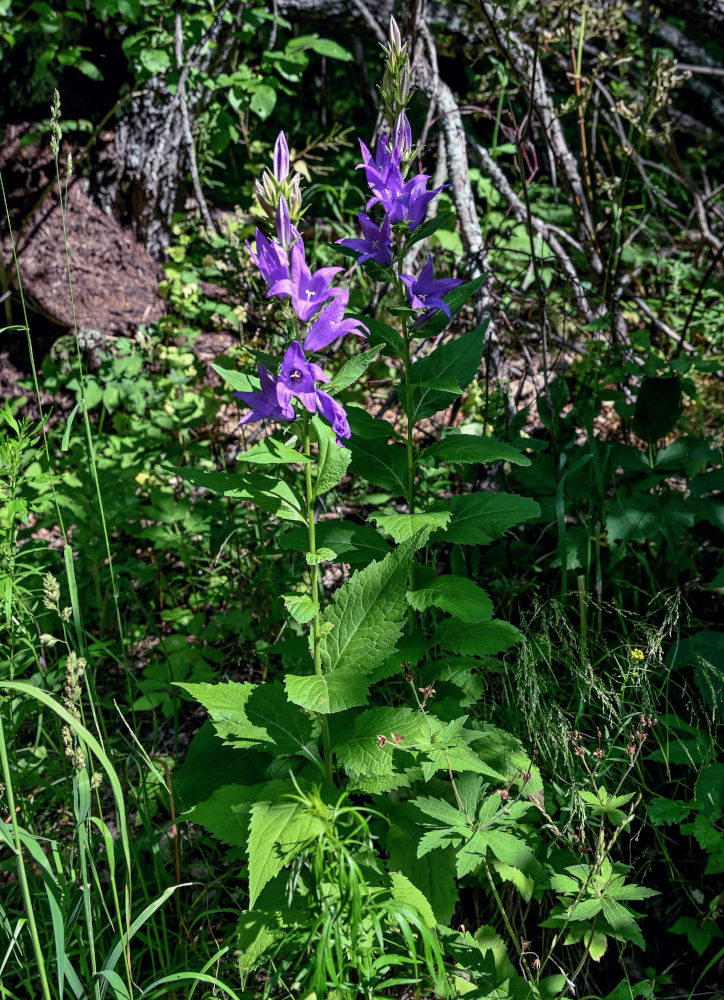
xmin=273 ymin=131 xmax=290 ymax=183
xmin=393 ymin=112 xmax=412 ymax=156
xmin=388 ymin=16 xmax=402 ymax=54
xmin=276 ymin=195 xmax=293 ymax=249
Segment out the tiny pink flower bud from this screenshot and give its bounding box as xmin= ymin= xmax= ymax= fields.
xmin=391 ymin=732 xmax=405 ymax=745
xmin=273 ymin=131 xmax=290 ymax=182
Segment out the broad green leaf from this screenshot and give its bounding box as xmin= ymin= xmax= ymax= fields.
xmin=358 ymin=315 xmax=405 ymax=356
xmin=282 ymin=594 xmax=318 ymax=624
xmin=287 ymin=33 xmax=353 ymax=60
xmin=284 ymin=668 xmax=370 ymax=714
xmin=420 ymin=435 xmax=530 ymax=467
xmin=408 ymin=576 xmax=492 ymax=623
xmin=312 ymin=416 xmax=351 ymax=496
xmin=177 ymin=681 xmax=318 ymax=758
xmin=415 ymin=795 xmax=470 ymax=829
xmin=326 ymin=347 xmax=378 ymax=395
xmin=600 ymin=898 xmax=645 ymax=949
xmin=182 ymin=783 xmax=265 ymax=847
xmin=432 ymin=492 xmax=540 ymax=544
xmin=319 ymin=536 xmax=418 ymax=674
xmin=436 ymin=618 xmax=523 ymax=655
xmin=167 ymin=466 xmax=306 ymax=523
xmin=408 ymin=323 xmax=487 ymax=422
xmin=349 ymin=434 xmax=408 ymax=495
xmin=212 ymin=364 xmax=259 ymax=393
xmin=647 ymin=797 xmax=691 ymax=826
xmin=248 ymin=787 xmax=325 ymax=906
xmin=389 ymin=872 xmax=437 ymax=928
xmin=482 ymin=829 xmax=539 ymax=876
xmin=334 ymin=706 xmax=424 ymax=782
xmin=346 ymin=406 xmax=403 ymax=440
xmin=281 ymin=520 xmax=390 ymax=564
xmin=414 ymin=276 xmax=487 ymax=340
xmin=236 ymin=438 xmax=310 ymax=466
xmin=370 ymin=511 xmax=450 ymax=544
xmin=386 ymin=809 xmax=459 ymax=924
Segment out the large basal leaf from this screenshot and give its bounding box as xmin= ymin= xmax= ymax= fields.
xmin=284 ymin=667 xmax=370 ymax=714
xmin=370 ymin=511 xmax=450 ymax=544
xmin=281 ymin=519 xmax=390 ymax=564
xmin=408 ymin=322 xmax=488 ymax=422
xmin=312 ymin=416 xmax=351 ymax=497
xmin=436 ymin=618 xmax=523 ymax=656
xmin=407 ymin=576 xmax=493 ymax=623
xmin=319 ymin=536 xmax=418 ymax=675
xmin=177 ymin=681 xmax=319 ymax=757
xmin=431 ymin=492 xmax=540 ymax=545
xmin=248 ymin=784 xmax=325 ymax=907
xmin=420 ymin=435 xmax=530 ymax=468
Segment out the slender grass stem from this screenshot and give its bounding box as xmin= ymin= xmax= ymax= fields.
xmin=0 ymin=713 xmax=53 ymax=1000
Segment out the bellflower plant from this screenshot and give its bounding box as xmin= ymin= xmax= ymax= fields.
xmin=177 ymin=18 xmax=563 ymax=999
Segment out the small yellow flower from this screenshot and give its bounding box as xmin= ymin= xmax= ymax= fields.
xmin=630 ymin=649 xmax=645 ymax=662
xmin=135 ymin=472 xmax=151 ymax=485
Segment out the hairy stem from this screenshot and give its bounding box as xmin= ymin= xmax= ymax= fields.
xmin=303 ymin=411 xmax=333 ymax=785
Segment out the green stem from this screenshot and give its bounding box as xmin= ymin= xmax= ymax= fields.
xmin=303 ymin=412 xmax=333 ymax=785
xmin=0 ymin=712 xmax=53 ymax=1000
xmin=397 ymin=250 xmax=417 ymax=609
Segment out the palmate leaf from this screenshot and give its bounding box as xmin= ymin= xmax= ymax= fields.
xmin=319 ymin=535 xmax=419 ymax=674
xmin=248 ymin=783 xmax=325 ymax=907
xmin=177 ymin=681 xmax=319 ymax=758
xmin=408 ymin=322 xmax=488 ymax=422
xmin=284 ymin=667 xmax=370 ymax=714
xmin=431 ymin=492 xmax=540 ymax=545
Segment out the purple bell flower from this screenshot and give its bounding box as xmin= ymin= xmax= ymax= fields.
xmin=303 ymin=289 xmax=369 ymax=352
xmin=337 ymin=213 xmax=393 ymax=267
xmin=277 ymin=340 xmax=330 ymax=413
xmin=400 ymin=255 xmax=462 ymax=317
xmin=247 ymin=229 xmax=289 ymax=292
xmin=398 ymin=174 xmax=444 ymax=232
xmin=268 ymin=241 xmax=343 ymax=322
xmin=392 ymin=113 xmax=413 ymax=159
xmin=316 ymin=391 xmax=351 ymax=445
xmin=233 ymin=364 xmax=295 ymax=425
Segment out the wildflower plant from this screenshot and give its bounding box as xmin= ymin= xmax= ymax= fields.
xmin=173 ymin=18 xmax=656 ymax=997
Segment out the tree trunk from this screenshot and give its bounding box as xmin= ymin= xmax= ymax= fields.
xmin=91 ymin=2 xmax=242 ymax=259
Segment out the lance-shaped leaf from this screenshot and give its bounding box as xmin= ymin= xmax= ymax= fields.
xmin=311 ymin=415 xmax=351 ymax=497
xmin=167 ymin=466 xmax=306 ymax=523
xmin=325 ymin=347 xmax=379 ymax=395
xmin=319 ymin=535 xmax=419 ymax=674
xmin=281 ymin=520 xmax=391 ymax=565
xmin=420 ymin=435 xmax=530 ymax=467
xmin=414 ymin=275 xmax=487 ymax=339
xmin=236 ymin=438 xmax=311 ymax=466
xmin=408 ymin=322 xmax=488 ymax=422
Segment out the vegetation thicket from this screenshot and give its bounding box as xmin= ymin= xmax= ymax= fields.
xmin=0 ymin=2 xmax=722 ymax=999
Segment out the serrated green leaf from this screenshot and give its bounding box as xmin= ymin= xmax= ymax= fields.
xmin=177 ymin=681 xmax=318 ymax=757
xmin=326 ymin=347 xmax=378 ymax=395
xmin=408 ymin=322 xmax=487 ymax=422
xmin=306 ymin=547 xmax=337 ymax=564
xmin=420 ymin=435 xmax=530 ymax=467
xmin=312 ymin=416 xmax=351 ymax=496
xmin=370 ymin=511 xmax=450 ymax=544
xmin=248 ymin=788 xmax=325 ymax=906
xmin=319 ymin=537 xmax=418 ymax=674
xmin=389 ymin=872 xmax=437 ymax=928
xmin=282 ymin=594 xmax=319 ymax=624
xmin=182 ymin=783 xmax=265 ymax=846
xmin=436 ymin=618 xmax=523 ymax=655
xmin=408 ymin=576 xmax=492 ymax=623
xmin=431 ymin=492 xmax=540 ymax=544
xmin=237 ymin=438 xmax=310 ymax=466
xmin=600 ymin=897 xmax=645 ymax=948
xmin=386 ymin=810 xmax=459 ymax=924
xmin=284 ymin=668 xmax=370 ymax=714
xmin=334 ymin=706 xmax=423 ymax=781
